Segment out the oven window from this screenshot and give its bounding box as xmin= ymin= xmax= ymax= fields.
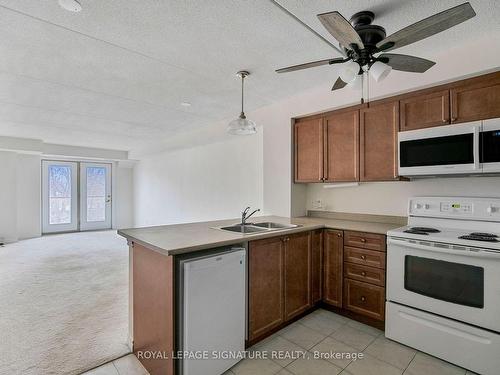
xmin=404 ymin=256 xmax=484 ymax=308
xmin=400 ymin=133 xmax=474 ymax=167
xmin=480 ymin=130 xmax=500 ymax=163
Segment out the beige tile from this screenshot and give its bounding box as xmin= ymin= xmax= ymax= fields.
xmin=222 ymin=370 xmax=235 ymax=375
xmin=298 ymin=312 xmax=345 ymax=335
xmin=344 ymin=353 xmax=403 ymax=375
xmin=310 ymin=336 xmax=361 ymax=369
xmin=277 ymin=369 xmax=294 ymax=375
xmin=231 ymin=358 xmax=282 ymax=375
xmin=82 ymin=362 xmax=119 ymax=375
xmin=279 ymin=322 xmax=327 ymax=350
xmin=254 ymin=335 xmax=307 ymax=366
xmin=330 ymin=324 xmax=378 ymax=351
xmin=285 ymin=356 xmax=342 ymax=375
xmin=113 ymin=354 xmax=148 ymax=375
xmin=405 ymin=353 xmax=466 ymax=375
xmin=364 ymin=336 xmax=416 ymax=370
xmin=346 ymin=319 xmax=384 ymax=337
xmin=465 ymin=371 xmax=479 ymax=375
xmin=312 ymin=309 xmax=348 ymax=323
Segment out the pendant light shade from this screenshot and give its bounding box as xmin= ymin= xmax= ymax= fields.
xmin=227 ymin=71 xmax=257 ymax=135
xmin=369 ymin=61 xmax=392 ymax=82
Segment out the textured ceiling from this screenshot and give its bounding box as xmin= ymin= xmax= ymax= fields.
xmin=0 ymin=0 xmax=497 ymax=151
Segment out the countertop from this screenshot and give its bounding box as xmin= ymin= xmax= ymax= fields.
xmin=118 ymin=215 xmax=404 ymax=256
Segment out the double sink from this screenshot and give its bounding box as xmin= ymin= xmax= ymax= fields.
xmin=217 ymin=221 xmax=301 ymax=234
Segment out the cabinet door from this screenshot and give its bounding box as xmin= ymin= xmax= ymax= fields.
xmin=323 ymin=230 xmax=343 ymax=307
xmin=360 ymin=101 xmax=399 ymax=181
xmin=400 ymin=90 xmax=450 ymax=131
xmin=294 ymin=118 xmax=324 ymax=182
xmin=311 ymin=230 xmax=323 ymax=304
xmin=284 ymin=232 xmax=311 ymax=320
xmin=344 ymin=278 xmax=385 ymax=321
xmin=451 ymin=73 xmax=500 ymax=123
xmin=324 ymin=110 xmax=359 ymax=182
xmin=249 ymin=237 xmax=285 ymax=340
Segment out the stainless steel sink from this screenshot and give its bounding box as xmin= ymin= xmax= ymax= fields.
xmin=219 ymin=224 xmax=268 ymax=234
xmin=252 ymin=222 xmax=300 ymax=229
xmin=215 ymin=222 xmax=301 ymax=234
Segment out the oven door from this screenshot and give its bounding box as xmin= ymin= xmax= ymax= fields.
xmin=481 ymin=118 xmax=500 ymax=173
xmin=398 ymin=122 xmax=481 ymax=176
xmin=387 ymin=237 xmax=500 ymax=332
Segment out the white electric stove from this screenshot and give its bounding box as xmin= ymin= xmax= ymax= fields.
xmin=386 ymin=197 xmax=500 ymax=375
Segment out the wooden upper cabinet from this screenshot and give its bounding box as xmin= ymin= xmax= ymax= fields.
xmin=324 ymin=110 xmax=359 ymax=182
xmin=360 ymin=101 xmax=399 ymax=181
xmin=248 ymin=237 xmax=285 ymax=341
xmin=284 ymin=232 xmax=311 ymax=320
xmin=323 ymin=229 xmax=343 ymax=307
xmin=400 ymin=89 xmax=450 ymax=131
xmin=451 ymin=72 xmax=500 ymax=124
xmin=311 ymin=229 xmax=323 ymax=304
xmin=294 ymin=118 xmax=324 ymax=182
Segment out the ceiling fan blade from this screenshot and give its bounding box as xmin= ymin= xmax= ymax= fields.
xmin=317 ymin=11 xmax=364 ymax=50
xmin=276 ymin=57 xmax=346 ymax=73
xmin=376 ymin=2 xmax=476 ymax=52
xmin=332 ymin=77 xmax=347 ymax=91
xmin=378 ymin=53 xmax=436 ymax=73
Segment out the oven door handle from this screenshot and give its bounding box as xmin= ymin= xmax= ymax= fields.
xmin=388 ymin=237 xmax=500 ymax=259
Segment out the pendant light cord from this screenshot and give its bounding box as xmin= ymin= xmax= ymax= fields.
xmin=241 ymin=74 xmax=245 ymax=118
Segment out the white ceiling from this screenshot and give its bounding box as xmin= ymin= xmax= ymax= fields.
xmin=0 ymin=0 xmax=497 ymax=151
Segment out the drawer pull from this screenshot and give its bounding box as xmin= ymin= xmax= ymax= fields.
xmin=360 ymin=296 xmax=366 ymax=302
xmin=361 ymin=255 xmax=367 ymax=260
xmin=361 ymin=271 xmax=366 ymax=276
xmin=337 ymin=233 xmax=342 ymax=238
xmin=360 ymin=238 xmax=366 ymax=242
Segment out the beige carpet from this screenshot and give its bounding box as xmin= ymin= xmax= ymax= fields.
xmin=0 ymin=231 xmax=130 ymax=375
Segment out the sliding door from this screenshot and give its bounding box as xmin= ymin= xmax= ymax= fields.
xmin=80 ymin=163 xmax=112 ymax=231
xmin=42 ymin=161 xmax=78 ymax=233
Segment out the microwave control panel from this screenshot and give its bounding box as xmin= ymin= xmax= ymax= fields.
xmin=409 ymin=197 xmax=500 ymax=221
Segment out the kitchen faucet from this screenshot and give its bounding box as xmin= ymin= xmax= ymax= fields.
xmin=241 ymin=207 xmax=260 ymax=226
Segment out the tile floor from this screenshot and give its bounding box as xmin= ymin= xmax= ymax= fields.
xmin=84 ymin=309 xmax=477 ymax=375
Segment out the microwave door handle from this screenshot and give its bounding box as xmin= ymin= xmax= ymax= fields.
xmin=387 ymin=238 xmax=500 ymax=259
xmin=473 ymin=125 xmax=480 ymax=170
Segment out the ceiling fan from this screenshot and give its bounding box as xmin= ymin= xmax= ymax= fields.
xmin=276 ymin=2 xmax=476 ymax=91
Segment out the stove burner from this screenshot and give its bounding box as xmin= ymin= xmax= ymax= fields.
xmin=410 ymin=227 xmax=441 ymax=233
xmin=459 ymin=234 xmax=499 ymax=242
xmin=469 ymin=232 xmax=498 ymax=238
xmin=404 ymin=229 xmax=430 ymax=235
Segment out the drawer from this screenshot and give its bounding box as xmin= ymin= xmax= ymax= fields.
xmin=344 ymin=246 xmax=386 ymax=269
xmin=344 ymin=278 xmax=385 ymax=321
xmin=344 ymin=263 xmax=385 ymax=287
xmin=344 ymin=231 xmax=386 ymax=252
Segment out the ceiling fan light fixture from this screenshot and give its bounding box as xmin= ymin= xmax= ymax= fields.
xmin=369 ymin=61 xmax=392 ymax=82
xmin=339 ymin=61 xmax=360 ymax=83
xmin=227 ymin=71 xmax=257 ymax=136
xmin=58 ymin=0 xmax=82 ymax=12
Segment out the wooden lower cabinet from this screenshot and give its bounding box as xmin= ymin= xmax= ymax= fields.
xmin=323 ymin=229 xmax=343 ymax=307
xmin=284 ymin=232 xmax=311 ymax=320
xmin=248 ymin=236 xmax=285 ymax=341
xmin=311 ymin=229 xmax=323 ymax=304
xmin=344 ymin=278 xmax=385 ymax=321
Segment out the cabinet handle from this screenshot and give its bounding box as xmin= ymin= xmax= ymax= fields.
xmin=360 ymin=296 xmax=366 ymax=302
xmin=337 ymin=233 xmax=342 ymax=238
xmin=360 ymin=238 xmax=366 ymax=243
xmin=451 ymin=117 xmax=457 ymax=122
xmin=361 ymin=271 xmax=366 ymax=276
xmin=361 ymin=255 xmax=366 ymax=260
xmin=442 ymin=119 xmax=448 ymax=123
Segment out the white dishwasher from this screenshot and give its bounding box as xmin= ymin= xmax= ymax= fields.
xmin=178 ymin=247 xmax=246 ymax=375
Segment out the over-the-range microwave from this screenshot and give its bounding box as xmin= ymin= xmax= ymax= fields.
xmin=398 ymin=118 xmax=500 ymax=177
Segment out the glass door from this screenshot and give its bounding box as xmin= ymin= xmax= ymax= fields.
xmin=80 ymin=163 xmax=112 ymax=231
xmin=42 ymin=161 xmax=78 ymax=233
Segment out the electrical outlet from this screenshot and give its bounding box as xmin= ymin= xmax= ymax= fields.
xmin=312 ymin=199 xmax=324 ymax=210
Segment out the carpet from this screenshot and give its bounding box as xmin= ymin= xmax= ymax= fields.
xmin=0 ymin=231 xmax=130 ymax=375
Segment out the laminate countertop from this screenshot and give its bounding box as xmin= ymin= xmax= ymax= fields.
xmin=118 ymin=215 xmax=405 ymax=256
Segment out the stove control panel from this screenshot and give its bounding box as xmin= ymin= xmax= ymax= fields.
xmin=409 ymin=197 xmax=500 ymax=221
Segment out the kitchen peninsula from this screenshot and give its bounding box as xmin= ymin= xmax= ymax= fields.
xmin=118 ymin=213 xmax=405 ymax=375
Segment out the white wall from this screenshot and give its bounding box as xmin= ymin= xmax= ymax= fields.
xmin=133 ymin=133 xmax=263 ymax=227
xmin=0 ymin=151 xmax=19 ymax=243
xmin=247 ymin=34 xmax=500 ymax=217
xmin=16 ymin=154 xmax=42 ymax=239
xmin=113 ymin=163 xmax=134 ymax=229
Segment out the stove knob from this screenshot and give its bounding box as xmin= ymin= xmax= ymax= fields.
xmin=487 ymin=206 xmax=496 ymax=214
xmin=414 ymin=203 xmax=422 ymax=209
xmin=424 ymin=204 xmax=430 ymax=210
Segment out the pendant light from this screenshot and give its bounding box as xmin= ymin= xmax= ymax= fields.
xmin=227 ymin=71 xmax=257 ymax=135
